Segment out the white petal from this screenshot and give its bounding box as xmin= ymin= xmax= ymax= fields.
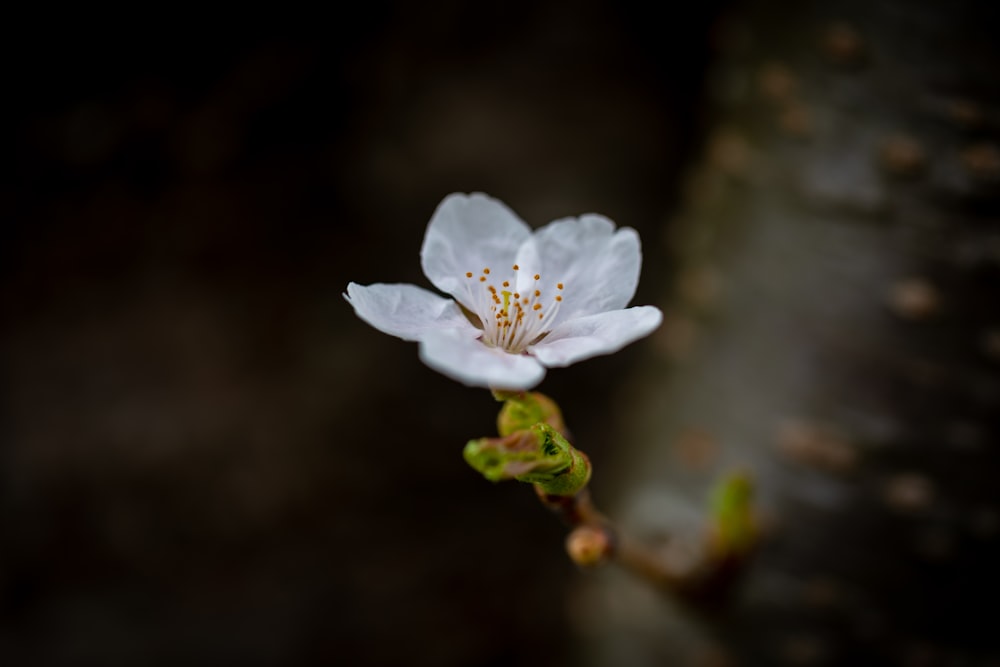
xmin=344 ymin=282 xmax=473 ymax=342
xmin=418 ymin=329 xmax=547 ymax=390
xmin=528 ymin=306 xmax=662 ymax=367
xmin=420 ymin=193 xmax=532 ymax=308
xmin=533 ymin=215 xmax=641 ymax=324
xmin=513 ymin=236 xmax=542 ymax=294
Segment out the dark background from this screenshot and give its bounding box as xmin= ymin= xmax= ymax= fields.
xmin=2 ymin=4 xmax=721 ymax=665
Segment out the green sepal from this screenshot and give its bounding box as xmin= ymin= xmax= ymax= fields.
xmin=463 ymin=423 xmax=591 ymax=496
xmin=492 ymin=391 xmax=567 ymax=437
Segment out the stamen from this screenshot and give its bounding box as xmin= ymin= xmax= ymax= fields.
xmin=469 ymin=266 xmax=567 ymax=353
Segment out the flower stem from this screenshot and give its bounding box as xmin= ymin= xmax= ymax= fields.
xmin=473 ymin=391 xmax=754 ymax=607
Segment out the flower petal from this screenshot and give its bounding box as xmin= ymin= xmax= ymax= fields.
xmin=420 ymin=193 xmax=532 ymax=308
xmin=528 ymin=306 xmax=662 ymax=367
xmin=344 ymin=282 xmax=472 ymax=342
xmin=419 ymin=329 xmax=547 ymax=390
xmin=533 ymin=215 xmax=641 ymax=324
xmin=513 ymin=236 xmax=542 ymax=294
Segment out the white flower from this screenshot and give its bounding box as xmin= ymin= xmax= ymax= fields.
xmin=344 ymin=193 xmax=663 ymax=390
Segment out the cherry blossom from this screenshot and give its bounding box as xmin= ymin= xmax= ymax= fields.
xmin=345 ymin=193 xmax=662 ymax=390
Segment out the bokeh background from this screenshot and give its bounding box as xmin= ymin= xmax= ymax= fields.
xmin=4 ymin=1 xmax=999 ymax=665
xmin=3 ymin=3 xmax=715 ymax=665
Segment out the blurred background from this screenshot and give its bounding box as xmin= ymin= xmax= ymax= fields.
xmin=3 ymin=0 xmax=999 ymax=665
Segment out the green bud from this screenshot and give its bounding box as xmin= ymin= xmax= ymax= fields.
xmin=493 ymin=391 xmax=567 ymax=437
xmin=709 ymin=471 xmax=756 ymax=557
xmin=463 ymin=423 xmax=591 ymax=496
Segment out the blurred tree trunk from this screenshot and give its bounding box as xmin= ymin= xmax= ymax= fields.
xmin=575 ymin=0 xmax=1000 ymax=664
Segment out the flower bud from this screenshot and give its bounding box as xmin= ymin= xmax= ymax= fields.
xmin=566 ymin=525 xmax=613 ymax=567
xmin=494 ymin=391 xmax=567 ymax=437
xmin=463 ymin=423 xmax=591 ymax=496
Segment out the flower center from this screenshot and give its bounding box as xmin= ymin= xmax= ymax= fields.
xmin=465 ymin=264 xmax=564 ymax=353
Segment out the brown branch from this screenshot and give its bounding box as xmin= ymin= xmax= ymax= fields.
xmin=535 ymin=486 xmax=751 ymax=608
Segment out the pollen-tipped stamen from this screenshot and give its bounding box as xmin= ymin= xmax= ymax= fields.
xmin=468 ymin=266 xmax=565 ymax=352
